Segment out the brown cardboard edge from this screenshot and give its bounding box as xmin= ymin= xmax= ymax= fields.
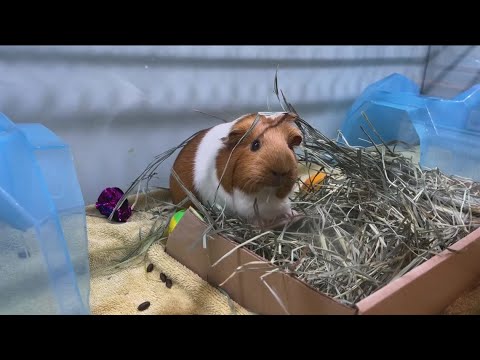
xmin=166 ymin=209 xmax=356 ymax=315
xmin=356 ymin=226 xmax=480 ymax=315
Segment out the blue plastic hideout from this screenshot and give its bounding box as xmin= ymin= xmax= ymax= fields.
xmin=0 ymin=113 xmax=90 ymax=315
xmin=340 ymin=73 xmax=480 ymax=181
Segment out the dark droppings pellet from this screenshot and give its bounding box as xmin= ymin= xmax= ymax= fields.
xmin=165 ymin=278 xmax=173 ymax=289
xmin=160 ymin=273 xmax=167 ymax=282
xmin=146 ymin=263 xmax=154 ymax=272
xmin=137 ymin=301 xmax=150 ymax=311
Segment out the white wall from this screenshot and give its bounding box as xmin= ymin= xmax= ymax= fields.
xmin=0 ymin=46 xmax=428 ymax=204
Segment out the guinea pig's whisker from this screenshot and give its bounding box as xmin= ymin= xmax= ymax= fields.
xmin=239 ymin=179 xmax=252 ymax=193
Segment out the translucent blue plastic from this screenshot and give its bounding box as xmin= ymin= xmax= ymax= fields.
xmin=0 ymin=113 xmax=90 ymax=314
xmin=340 ymin=73 xmax=480 ymax=181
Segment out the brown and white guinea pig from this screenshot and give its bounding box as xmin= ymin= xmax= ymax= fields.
xmin=169 ymin=112 xmax=303 ymax=225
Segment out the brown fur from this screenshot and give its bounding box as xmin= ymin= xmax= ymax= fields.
xmin=169 ymin=129 xmax=208 ymax=206
xmin=169 ymin=112 xmax=303 ymax=207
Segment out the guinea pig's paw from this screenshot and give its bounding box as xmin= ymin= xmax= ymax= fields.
xmin=248 ymin=216 xmax=268 ymax=230
xmin=277 ymin=209 xmax=304 ymax=228
xmin=249 ymin=217 xmax=277 ymax=231
xmin=290 ymin=209 xmax=299 ymax=218
xmin=263 ymin=212 xmax=298 ymax=230
xmin=279 ymin=209 xmax=299 ymax=221
xmin=248 ymin=211 xmax=299 ymax=231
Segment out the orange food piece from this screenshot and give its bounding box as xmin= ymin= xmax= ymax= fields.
xmin=301 ymin=172 xmax=327 ymax=192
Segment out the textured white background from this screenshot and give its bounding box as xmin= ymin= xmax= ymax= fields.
xmin=0 ymin=46 xmax=430 ymax=204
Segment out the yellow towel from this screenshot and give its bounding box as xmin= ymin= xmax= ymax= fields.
xmin=442 ymin=281 xmax=480 ymax=315
xmin=86 ymin=191 xmax=250 ymax=315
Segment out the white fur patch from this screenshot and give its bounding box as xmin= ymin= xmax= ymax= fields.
xmin=233 ymin=187 xmax=292 ymax=221
xmin=193 ymin=121 xmax=236 ymax=212
xmin=258 ymin=111 xmax=288 ymax=121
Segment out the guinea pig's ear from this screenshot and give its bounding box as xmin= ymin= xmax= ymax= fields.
xmin=289 ymin=126 xmax=303 ymax=149
xmin=222 ymin=128 xmax=246 ymax=150
xmin=284 ymin=112 xmax=299 ymax=122
xmin=291 ymin=134 xmax=303 ymax=147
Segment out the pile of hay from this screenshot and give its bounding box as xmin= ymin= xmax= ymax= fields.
xmin=109 ymin=79 xmax=480 ymax=306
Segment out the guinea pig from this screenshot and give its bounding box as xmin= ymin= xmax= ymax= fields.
xmin=169 ymin=112 xmax=303 ymax=226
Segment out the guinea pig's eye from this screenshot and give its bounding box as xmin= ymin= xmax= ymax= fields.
xmin=250 ymin=139 xmax=261 ymax=152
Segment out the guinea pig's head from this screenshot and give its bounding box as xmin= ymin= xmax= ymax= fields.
xmin=220 ymin=112 xmax=303 ymax=199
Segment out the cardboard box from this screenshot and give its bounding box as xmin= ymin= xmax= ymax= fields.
xmin=166 ymin=208 xmax=480 ymax=315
